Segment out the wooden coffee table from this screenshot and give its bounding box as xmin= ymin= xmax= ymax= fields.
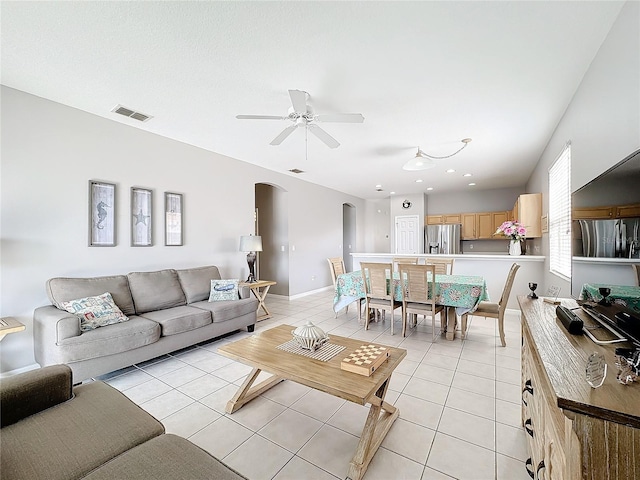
xmin=217 ymin=324 xmax=406 ymax=480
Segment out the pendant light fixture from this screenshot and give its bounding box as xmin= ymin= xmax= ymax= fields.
xmin=403 ymin=138 xmax=472 ymax=171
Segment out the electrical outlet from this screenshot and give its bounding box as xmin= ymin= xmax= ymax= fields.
xmin=469 ymin=243 xmax=474 ymax=250
xmin=534 ymin=245 xmax=540 ymax=253
xmin=311 ymin=275 xmax=316 ymax=281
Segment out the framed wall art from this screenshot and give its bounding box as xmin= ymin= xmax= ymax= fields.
xmin=131 ymin=187 xmax=153 ymax=246
xmin=89 ymin=181 xmax=116 ymax=247
xmin=165 ymin=192 xmax=183 ymax=246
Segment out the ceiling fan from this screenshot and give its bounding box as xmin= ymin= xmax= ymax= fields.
xmin=236 ymin=90 xmax=364 ymax=149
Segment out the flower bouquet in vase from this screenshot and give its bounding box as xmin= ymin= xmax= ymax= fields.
xmin=495 ymin=220 xmax=527 ymax=255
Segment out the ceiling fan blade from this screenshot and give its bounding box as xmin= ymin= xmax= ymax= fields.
xmin=236 ymin=115 xmax=286 ymax=120
xmin=289 ymin=90 xmax=308 ymax=114
xmin=270 ymin=125 xmax=298 ymax=145
xmin=308 ymin=124 xmax=340 ymax=149
xmin=315 ymin=113 xmax=365 ymax=123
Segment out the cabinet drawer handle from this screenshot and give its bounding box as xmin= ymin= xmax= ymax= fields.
xmin=525 ymin=458 xmax=535 ymax=479
xmin=524 ymin=418 xmax=534 ymax=437
xmin=536 ymin=460 xmax=546 ymax=479
xmin=522 ymin=379 xmax=533 ymax=406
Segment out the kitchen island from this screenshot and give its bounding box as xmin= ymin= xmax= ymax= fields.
xmin=351 ymin=253 xmax=545 ymax=310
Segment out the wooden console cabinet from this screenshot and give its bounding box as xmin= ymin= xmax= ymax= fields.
xmin=519 ymin=296 xmax=640 ymax=479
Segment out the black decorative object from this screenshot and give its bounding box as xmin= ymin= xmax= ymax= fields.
xmin=598 ymin=287 xmax=611 ymax=306
xmin=528 ymin=282 xmax=538 ymax=299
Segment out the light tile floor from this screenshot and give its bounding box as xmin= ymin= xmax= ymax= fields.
xmin=97 ymin=290 xmax=531 ymax=480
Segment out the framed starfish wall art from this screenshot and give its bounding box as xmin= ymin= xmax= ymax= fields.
xmin=131 ymin=187 xmax=152 ymax=246
xmin=89 ymin=180 xmax=116 ymax=247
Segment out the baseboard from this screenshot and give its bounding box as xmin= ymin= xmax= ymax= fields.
xmin=271 ymin=285 xmax=333 ymax=301
xmin=0 ymin=363 xmax=40 ymax=378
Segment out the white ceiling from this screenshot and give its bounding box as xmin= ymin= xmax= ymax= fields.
xmin=1 ymin=1 xmax=625 ymax=199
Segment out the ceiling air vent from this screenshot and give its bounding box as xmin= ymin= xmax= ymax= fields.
xmin=112 ymin=105 xmax=153 ymax=122
xmin=288 ymin=169 xmax=304 ymax=174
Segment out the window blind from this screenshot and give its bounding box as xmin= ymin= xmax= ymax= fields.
xmin=548 ymin=144 xmax=572 ymax=280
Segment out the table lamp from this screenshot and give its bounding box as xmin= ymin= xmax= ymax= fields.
xmin=239 ymin=235 xmax=262 ymax=283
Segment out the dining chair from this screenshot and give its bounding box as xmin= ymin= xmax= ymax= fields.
xmin=399 ymin=264 xmax=445 ymax=340
xmin=327 ymin=257 xmax=361 ymax=320
xmin=393 ymin=257 xmax=419 ymax=271
xmin=632 ymin=264 xmax=640 ymax=287
xmin=460 ymin=263 xmax=520 ymax=347
xmin=361 ymin=262 xmax=402 ymax=334
xmin=424 ymin=257 xmax=454 ymax=275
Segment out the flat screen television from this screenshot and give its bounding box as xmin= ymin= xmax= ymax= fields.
xmin=571 ymin=148 xmax=640 ymax=297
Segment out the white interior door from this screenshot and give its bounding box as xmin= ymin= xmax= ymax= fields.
xmin=395 ymin=215 xmax=419 ymax=254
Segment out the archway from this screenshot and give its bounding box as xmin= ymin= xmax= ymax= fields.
xmin=255 ymin=183 xmax=289 ymax=295
xmin=343 ymin=203 xmax=356 ymax=271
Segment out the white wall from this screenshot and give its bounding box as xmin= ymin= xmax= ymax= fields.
xmin=0 ymin=87 xmax=365 ymax=373
xmin=525 ymin=1 xmax=640 ymax=297
xmin=426 ymin=186 xmax=524 ymax=214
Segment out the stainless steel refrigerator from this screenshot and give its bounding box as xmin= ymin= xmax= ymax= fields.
xmin=425 ymin=224 xmax=462 ymax=254
xmin=575 ymin=218 xmax=640 ymax=258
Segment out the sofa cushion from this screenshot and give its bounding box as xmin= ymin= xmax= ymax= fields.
xmin=176 ymin=265 xmax=221 ymax=304
xmin=80 ymin=434 xmax=247 ymax=480
xmin=46 ymin=275 xmax=135 ymax=316
xmin=57 ymin=317 xmax=160 ymax=362
xmin=191 ymin=297 xmax=257 ymax=323
xmin=127 ymin=269 xmax=186 ymax=314
xmin=139 ymin=306 xmax=212 ymax=336
xmin=1 ymin=365 xmax=73 ymax=428
xmin=60 ymin=292 xmax=129 ymax=332
xmin=208 ymin=279 xmax=239 ymax=302
xmin=0 ymin=381 xmax=164 ymax=480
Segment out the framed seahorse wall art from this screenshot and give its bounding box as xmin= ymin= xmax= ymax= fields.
xmin=164 ymin=192 xmax=183 ymax=246
xmin=89 ymin=180 xmax=116 ymax=247
xmin=131 ymin=187 xmax=152 ymax=247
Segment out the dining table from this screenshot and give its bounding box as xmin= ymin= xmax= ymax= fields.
xmin=333 ymin=270 xmax=490 ymax=340
xmin=579 ymin=283 xmax=640 ymax=313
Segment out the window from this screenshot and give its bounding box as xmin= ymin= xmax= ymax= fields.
xmin=548 ymin=144 xmax=572 ymax=280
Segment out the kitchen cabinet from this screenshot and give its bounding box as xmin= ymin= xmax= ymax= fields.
xmin=519 ymin=296 xmax=640 ymax=480
xmin=461 ymin=213 xmax=477 ymax=239
xmin=512 ymin=193 xmax=542 ymax=238
xmin=573 ymin=203 xmax=640 ymax=220
xmin=426 ymin=214 xmax=461 ymax=225
xmin=461 ymin=211 xmax=510 ymax=240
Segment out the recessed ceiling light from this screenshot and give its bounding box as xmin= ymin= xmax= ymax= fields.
xmin=463 ymin=173 xmax=472 ymax=177
xmin=468 ymin=182 xmax=476 ymax=186
xmin=416 ymin=179 xmax=423 ymax=183
xmin=390 ymin=191 xmax=396 ymax=195
xmin=375 ymin=184 xmax=382 ymax=189
xmin=446 ymin=169 xmax=455 ymax=173
xmin=426 ymin=187 xmax=433 ymax=191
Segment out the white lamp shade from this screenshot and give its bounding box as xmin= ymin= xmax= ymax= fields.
xmin=403 ymin=152 xmax=436 ymax=171
xmin=239 ymin=235 xmax=263 ymax=252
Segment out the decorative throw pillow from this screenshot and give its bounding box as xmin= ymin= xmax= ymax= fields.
xmin=208 ymin=279 xmax=239 ymax=302
xmin=61 ymin=292 xmax=129 ymax=332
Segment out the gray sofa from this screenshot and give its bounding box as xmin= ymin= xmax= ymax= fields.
xmin=34 ymin=265 xmax=257 ymax=382
xmin=1 ymin=365 xmax=246 ymax=480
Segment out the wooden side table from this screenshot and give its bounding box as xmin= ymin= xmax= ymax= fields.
xmin=0 ymin=317 xmax=26 ymax=341
xmin=241 ymin=280 xmax=277 ymax=321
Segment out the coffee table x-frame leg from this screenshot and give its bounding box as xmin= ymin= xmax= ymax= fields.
xmin=346 ymin=377 xmax=397 ymax=480
xmin=225 ymin=367 xmax=398 ymax=480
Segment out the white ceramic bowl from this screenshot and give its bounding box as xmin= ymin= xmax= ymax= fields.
xmin=292 ymin=321 xmax=329 ymax=351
